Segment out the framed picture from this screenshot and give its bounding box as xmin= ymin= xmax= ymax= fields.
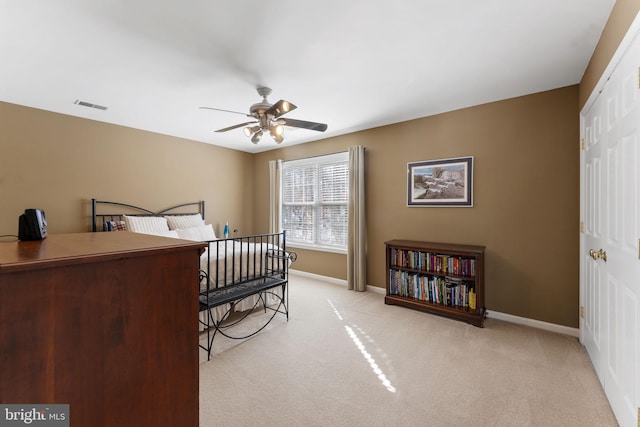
xmin=407 ymin=156 xmax=473 ymax=207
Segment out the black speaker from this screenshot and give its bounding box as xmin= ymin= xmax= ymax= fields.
xmin=18 ymin=208 xmax=47 ymax=241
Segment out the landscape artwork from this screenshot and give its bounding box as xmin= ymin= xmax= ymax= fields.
xmin=407 ymin=157 xmax=473 ymax=207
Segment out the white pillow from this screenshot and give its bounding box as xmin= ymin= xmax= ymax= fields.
xmin=165 ymin=214 xmax=205 ymax=230
xmin=123 ymin=215 xmax=170 ymax=233
xmin=137 ymin=230 xmax=179 ymax=238
xmin=175 ymin=224 xmax=217 ymax=241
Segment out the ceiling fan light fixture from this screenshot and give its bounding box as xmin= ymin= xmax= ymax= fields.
xmin=269 ymin=124 xmax=284 ymax=136
xmin=244 ymin=125 xmax=260 ymax=137
xmin=251 ymin=130 xmax=263 ymax=144
xmin=273 ymin=134 xmax=284 ymax=144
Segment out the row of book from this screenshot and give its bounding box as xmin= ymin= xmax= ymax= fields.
xmin=388 ymin=269 xmax=476 ymax=309
xmin=389 ymin=248 xmax=476 ymax=277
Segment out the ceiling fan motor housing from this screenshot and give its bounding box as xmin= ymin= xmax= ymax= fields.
xmin=250 ymin=101 xmax=272 ymax=119
xmin=251 ymin=88 xmax=278 ymax=131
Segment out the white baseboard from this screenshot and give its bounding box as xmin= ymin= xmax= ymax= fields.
xmin=290 ymin=269 xmax=347 ymax=286
xmin=289 ymin=269 xmax=385 ymax=294
xmin=486 ymin=310 xmax=579 ymax=338
xmin=289 ymin=269 xmax=579 ymax=337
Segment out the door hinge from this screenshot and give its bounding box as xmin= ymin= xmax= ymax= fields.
xmin=580 ymin=138 xmax=585 ymax=150
xmin=580 ymin=222 xmax=585 ymax=233
xmin=580 ymin=306 xmax=585 ymax=318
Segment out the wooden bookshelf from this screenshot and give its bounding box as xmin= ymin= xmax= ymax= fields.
xmin=385 ymin=240 xmax=485 ymax=327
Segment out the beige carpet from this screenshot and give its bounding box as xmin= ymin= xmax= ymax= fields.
xmin=199 ymin=274 xmax=617 ymax=427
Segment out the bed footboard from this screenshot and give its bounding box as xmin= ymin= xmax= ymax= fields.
xmin=198 ymin=232 xmax=295 ymax=361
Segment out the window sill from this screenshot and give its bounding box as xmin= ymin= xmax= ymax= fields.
xmin=287 ymin=243 xmax=347 ymax=255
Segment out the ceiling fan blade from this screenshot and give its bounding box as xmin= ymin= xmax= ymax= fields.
xmin=265 ymin=99 xmax=297 ymax=118
xmin=200 ymin=106 xmax=252 ymax=117
xmin=280 ymin=118 xmax=327 ymax=132
xmin=215 ymin=121 xmax=257 ymax=133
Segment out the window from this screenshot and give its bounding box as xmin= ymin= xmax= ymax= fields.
xmin=281 ymin=152 xmax=349 ymax=252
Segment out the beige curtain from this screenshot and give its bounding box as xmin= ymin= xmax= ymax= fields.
xmin=268 ymin=160 xmax=282 ymax=233
xmin=347 ymin=146 xmax=367 ymax=291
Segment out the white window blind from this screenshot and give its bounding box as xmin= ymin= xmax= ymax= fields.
xmin=281 ymin=151 xmax=349 ymax=252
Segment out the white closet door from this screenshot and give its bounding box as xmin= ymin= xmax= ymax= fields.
xmin=601 ymin=33 xmax=640 ymax=427
xmin=582 ymin=83 xmax=605 ymax=381
xmin=581 ymin=27 xmax=640 ymax=427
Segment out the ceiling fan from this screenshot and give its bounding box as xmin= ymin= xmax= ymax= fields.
xmin=200 ymin=87 xmax=327 ymax=144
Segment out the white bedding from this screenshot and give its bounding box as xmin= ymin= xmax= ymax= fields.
xmin=200 ymin=240 xmax=284 ymax=288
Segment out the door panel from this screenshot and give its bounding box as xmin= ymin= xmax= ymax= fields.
xmin=621 ymin=287 xmax=638 ymax=421
xmin=621 ymin=138 xmax=637 ymax=253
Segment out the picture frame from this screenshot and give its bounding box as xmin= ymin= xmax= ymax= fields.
xmin=407 ymin=156 xmax=473 ymax=207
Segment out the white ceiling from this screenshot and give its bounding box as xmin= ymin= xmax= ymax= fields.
xmin=0 ymin=1 xmax=615 ymax=153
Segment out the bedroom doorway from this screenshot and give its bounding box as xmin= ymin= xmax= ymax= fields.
xmin=580 ymin=15 xmax=640 ymax=427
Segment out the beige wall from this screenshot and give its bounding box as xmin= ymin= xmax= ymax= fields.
xmin=580 ymin=0 xmax=640 ymax=108
xmin=0 ymin=102 xmax=254 ymax=237
xmin=255 ymin=86 xmax=580 ymax=328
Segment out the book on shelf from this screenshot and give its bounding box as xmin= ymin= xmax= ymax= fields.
xmin=469 ymin=289 xmax=476 ymax=310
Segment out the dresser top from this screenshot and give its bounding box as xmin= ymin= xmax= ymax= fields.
xmin=0 ymin=232 xmax=205 ymax=273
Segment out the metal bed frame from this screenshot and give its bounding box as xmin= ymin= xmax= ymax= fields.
xmin=91 ymin=198 xmax=294 ymax=361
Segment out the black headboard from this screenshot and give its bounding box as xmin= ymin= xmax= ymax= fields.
xmin=91 ymin=198 xmax=205 ymax=232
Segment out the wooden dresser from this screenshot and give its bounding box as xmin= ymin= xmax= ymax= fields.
xmin=0 ymin=232 xmax=205 ymax=426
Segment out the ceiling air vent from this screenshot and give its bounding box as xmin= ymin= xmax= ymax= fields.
xmin=74 ymin=99 xmax=108 ymax=111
